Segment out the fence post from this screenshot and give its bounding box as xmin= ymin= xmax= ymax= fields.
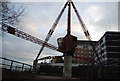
xmin=22 ymin=63 xmax=24 ymax=71
xmin=3 ymin=58 xmax=6 ymax=68
xmin=30 ymin=66 xmax=32 ymax=71
xmin=10 ymin=61 xmax=13 ymax=71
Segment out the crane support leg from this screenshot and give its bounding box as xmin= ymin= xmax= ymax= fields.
xmin=33 ymin=60 xmax=38 ymax=75
xmin=63 ymin=1 xmax=73 ymax=78
xmin=35 ymin=1 xmax=68 ymax=60
xmin=63 ymin=55 xmax=72 ymax=78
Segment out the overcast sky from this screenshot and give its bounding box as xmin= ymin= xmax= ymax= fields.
xmin=1 ymin=0 xmax=119 ymax=65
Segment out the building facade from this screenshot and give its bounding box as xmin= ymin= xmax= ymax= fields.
xmin=95 ymin=31 xmax=120 ymax=65
xmin=72 ymin=40 xmax=97 ymax=65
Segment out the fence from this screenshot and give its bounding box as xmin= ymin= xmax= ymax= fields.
xmin=37 ymin=63 xmax=120 ymax=80
xmin=0 ymin=57 xmax=32 ymax=72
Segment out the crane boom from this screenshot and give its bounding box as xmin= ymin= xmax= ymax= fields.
xmin=2 ymin=22 xmax=96 ymax=63
xmin=2 ymin=23 xmax=58 ymax=51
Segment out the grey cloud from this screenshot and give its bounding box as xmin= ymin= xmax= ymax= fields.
xmin=83 ymin=2 xmax=118 ymax=30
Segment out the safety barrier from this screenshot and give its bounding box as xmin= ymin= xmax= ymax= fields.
xmin=0 ymin=57 xmax=32 ymax=72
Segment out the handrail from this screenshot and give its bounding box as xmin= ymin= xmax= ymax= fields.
xmin=0 ymin=57 xmax=32 ymax=67
xmin=0 ymin=57 xmax=32 ymax=71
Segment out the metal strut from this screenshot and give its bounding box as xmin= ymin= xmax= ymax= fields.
xmin=35 ymin=1 xmax=68 ymax=60
xmin=71 ymin=2 xmax=92 ymax=41
xmin=67 ymin=2 xmax=71 ymax=35
xmin=70 ymin=1 xmax=102 ymax=64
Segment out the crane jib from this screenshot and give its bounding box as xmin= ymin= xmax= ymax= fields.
xmin=2 ymin=24 xmax=15 ymax=35
xmin=2 ymin=23 xmax=58 ymax=52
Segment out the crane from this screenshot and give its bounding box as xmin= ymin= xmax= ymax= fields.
xmin=2 ymin=0 xmax=101 ymax=63
xmin=2 ymin=23 xmax=58 ymax=51
xmin=2 ymin=0 xmax=102 ymax=74
xmin=2 ymin=23 xmax=95 ymax=61
xmin=35 ymin=1 xmax=69 ymax=60
xmin=34 ymin=0 xmax=101 ymax=64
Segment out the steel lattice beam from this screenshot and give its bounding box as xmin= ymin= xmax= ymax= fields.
xmin=2 ymin=23 xmax=58 ymax=51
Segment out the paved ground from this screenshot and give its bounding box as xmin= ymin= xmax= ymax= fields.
xmin=34 ymin=75 xmax=79 ymax=79
xmin=2 ymin=71 xmax=80 ymax=80
xmin=2 ymin=75 xmax=81 ymax=81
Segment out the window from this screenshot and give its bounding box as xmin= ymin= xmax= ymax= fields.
xmin=89 ymin=56 xmax=91 ymax=57
xmin=103 ymin=37 xmax=105 ymax=42
xmin=101 ymin=44 xmax=104 ymax=48
xmin=106 ymin=35 xmax=120 ymax=40
xmin=89 ymin=51 xmax=91 ymax=54
xmin=84 ymin=47 xmax=87 ymax=50
xmin=77 ymin=51 xmax=80 ymax=53
xmin=105 ymin=57 xmax=107 ymax=60
xmin=84 ymin=51 xmax=87 ymax=54
xmin=81 ymin=51 xmax=83 ymax=53
xmin=88 ymin=45 xmax=92 ymax=50
xmin=101 ymin=50 xmax=104 ymax=54
xmin=77 ymin=45 xmax=83 ymax=49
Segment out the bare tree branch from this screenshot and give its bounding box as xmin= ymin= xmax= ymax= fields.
xmin=0 ymin=1 xmax=25 ymax=26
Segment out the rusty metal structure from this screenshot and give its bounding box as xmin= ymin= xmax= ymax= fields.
xmin=2 ymin=0 xmax=102 ymax=74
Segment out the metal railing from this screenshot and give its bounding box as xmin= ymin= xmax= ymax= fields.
xmin=0 ymin=57 xmax=32 ymax=72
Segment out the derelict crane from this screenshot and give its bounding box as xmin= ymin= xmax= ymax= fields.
xmin=2 ymin=0 xmax=102 ymax=77
xmin=34 ymin=0 xmax=102 ymax=64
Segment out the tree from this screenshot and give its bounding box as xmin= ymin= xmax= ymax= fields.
xmin=0 ymin=0 xmax=25 ymax=38
xmin=0 ymin=0 xmax=25 ymax=26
